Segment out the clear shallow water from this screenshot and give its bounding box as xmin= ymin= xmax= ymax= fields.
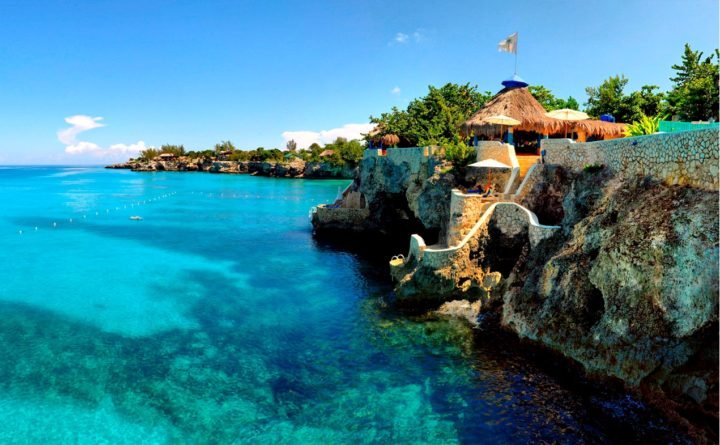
xmin=0 ymin=167 xmax=688 ymax=444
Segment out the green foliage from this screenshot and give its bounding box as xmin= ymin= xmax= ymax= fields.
xmin=667 ymin=44 xmax=719 ymax=121
xmin=443 ymin=141 xmax=475 ymax=167
xmin=584 ymin=75 xmax=636 ymax=122
xmin=583 ymin=45 xmax=718 ymax=123
xmin=139 ymin=144 xmax=184 ymax=161
xmin=139 ymin=148 xmax=158 ymax=161
xmin=628 ymin=85 xmax=665 ymax=118
xmin=583 ymin=163 xmax=604 ymax=173
xmin=159 ymin=144 xmax=185 ymax=156
xmin=624 ymin=113 xmax=663 ymax=137
xmin=584 ymin=76 xmax=668 ymax=123
xmin=286 ymin=139 xmax=297 ymax=152
xmin=528 ymin=85 xmax=579 ymax=111
xmin=214 ymin=140 xmax=236 ymax=153
xmin=369 ymin=83 xmax=492 ymax=147
xmin=312 ymin=138 xmax=365 ymax=165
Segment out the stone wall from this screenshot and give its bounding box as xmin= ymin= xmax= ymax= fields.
xmin=475 ymin=142 xmax=514 ymax=166
xmin=543 ymin=129 xmax=719 ymax=190
xmin=447 ymin=190 xmax=492 ymax=246
xmin=474 ymin=142 xmax=521 ymax=194
xmin=364 ymin=146 xmax=440 ymax=177
xmin=406 ymin=202 xmax=560 ymax=270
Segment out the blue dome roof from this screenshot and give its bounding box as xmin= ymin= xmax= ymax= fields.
xmin=501 ymin=74 xmax=529 ymax=88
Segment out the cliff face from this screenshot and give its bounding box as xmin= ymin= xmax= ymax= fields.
xmin=502 ymin=169 xmax=718 ymax=436
xmin=107 ymin=158 xmax=356 ymax=179
xmin=311 ymin=151 xmax=455 ymax=239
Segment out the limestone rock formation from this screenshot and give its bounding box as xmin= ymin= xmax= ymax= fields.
xmin=107 ymin=157 xmax=354 ymax=179
xmin=502 ymin=173 xmax=718 ymax=438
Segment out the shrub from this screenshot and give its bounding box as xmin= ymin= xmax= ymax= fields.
xmin=444 ymin=141 xmax=475 ymax=167
xmin=624 ymin=114 xmax=664 ymax=137
xmin=583 ymin=163 xmax=604 ymax=173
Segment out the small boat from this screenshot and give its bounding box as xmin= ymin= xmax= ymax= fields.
xmin=129 ymin=216 xmax=143 ymax=221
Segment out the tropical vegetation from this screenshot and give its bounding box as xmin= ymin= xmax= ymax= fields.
xmin=624 ymin=113 xmax=664 ymax=137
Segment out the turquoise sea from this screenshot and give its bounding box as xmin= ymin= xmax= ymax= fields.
xmin=0 ymin=167 xmax=688 ymax=444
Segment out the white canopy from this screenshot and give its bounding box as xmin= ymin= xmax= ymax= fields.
xmin=468 ymin=159 xmax=512 ymax=169
xmin=545 ymin=109 xmax=589 ymax=121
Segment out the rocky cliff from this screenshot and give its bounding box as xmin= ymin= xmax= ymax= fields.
xmin=107 ymin=157 xmax=356 ymax=179
xmin=312 ymin=141 xmax=718 ymax=440
xmin=502 ymin=167 xmax=718 ymax=441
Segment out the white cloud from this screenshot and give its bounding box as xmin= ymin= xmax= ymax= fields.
xmin=390 ymin=29 xmax=426 ymax=45
xmin=57 ymin=115 xmax=105 ymax=145
xmin=59 ymin=115 xmax=147 ymax=158
xmin=64 ymin=141 xmax=103 ymax=155
xmin=282 ymin=123 xmax=376 ymax=149
xmin=391 ymin=86 xmax=401 ymax=95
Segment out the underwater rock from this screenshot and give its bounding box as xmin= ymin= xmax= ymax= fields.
xmin=435 ymin=300 xmax=481 ymax=326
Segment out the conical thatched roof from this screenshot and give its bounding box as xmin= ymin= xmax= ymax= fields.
xmin=461 ymin=87 xmax=565 ymax=136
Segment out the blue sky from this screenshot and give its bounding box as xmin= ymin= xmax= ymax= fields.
xmin=0 ymin=0 xmax=717 ymax=164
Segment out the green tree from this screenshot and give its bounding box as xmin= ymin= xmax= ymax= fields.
xmin=667 ymin=44 xmax=719 ymax=121
xmin=214 ymin=140 xmax=236 ymax=153
xmin=139 ymin=148 xmax=159 ymax=161
xmin=285 ymin=139 xmax=297 ymax=152
xmin=584 ymin=75 xmax=636 ymax=122
xmin=369 ymin=83 xmax=492 ymax=147
xmin=628 ymin=85 xmax=666 ymax=119
xmin=158 ymin=144 xmax=185 ymax=156
xmin=528 ymin=85 xmax=579 ymax=111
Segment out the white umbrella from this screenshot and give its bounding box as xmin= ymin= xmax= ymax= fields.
xmin=545 ymin=109 xmax=589 ymax=138
xmin=468 ymin=159 xmax=512 ymax=169
xmin=482 ymin=114 xmax=521 ymax=141
xmin=545 ymin=109 xmax=589 ymax=121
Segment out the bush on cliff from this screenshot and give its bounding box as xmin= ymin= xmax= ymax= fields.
xmin=443 ymin=141 xmax=475 ymax=168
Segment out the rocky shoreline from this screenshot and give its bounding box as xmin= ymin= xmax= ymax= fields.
xmin=311 ymin=138 xmax=719 ymax=443
xmin=107 ymin=157 xmax=356 ymax=179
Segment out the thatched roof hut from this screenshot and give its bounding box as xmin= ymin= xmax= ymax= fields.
xmin=571 ymin=119 xmax=626 ymax=139
xmin=462 ymin=85 xmax=626 ymax=140
xmin=319 ymin=149 xmax=335 ymax=157
xmin=461 ymin=87 xmax=565 ymax=136
xmin=381 ymin=134 xmax=400 ymax=146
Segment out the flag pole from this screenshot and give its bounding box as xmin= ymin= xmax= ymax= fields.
xmin=514 ymin=32 xmax=518 ymax=75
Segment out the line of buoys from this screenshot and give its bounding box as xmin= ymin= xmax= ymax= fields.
xmin=15 ymin=190 xmax=180 ymax=235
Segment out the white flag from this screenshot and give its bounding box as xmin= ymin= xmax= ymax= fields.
xmin=498 ymin=32 xmax=518 ymax=54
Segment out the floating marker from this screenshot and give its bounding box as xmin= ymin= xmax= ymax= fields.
xmin=34 ymin=227 xmax=38 ymax=231
xmin=18 ymin=230 xmax=22 ymax=235
xmin=53 ymin=222 xmax=57 ymax=227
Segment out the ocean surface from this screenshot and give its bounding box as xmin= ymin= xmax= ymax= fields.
xmin=0 ymin=166 xmax=689 ymax=444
